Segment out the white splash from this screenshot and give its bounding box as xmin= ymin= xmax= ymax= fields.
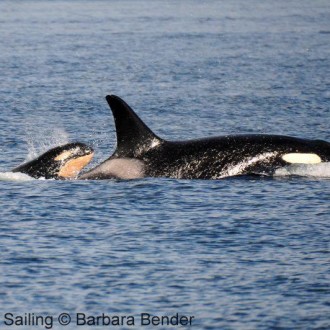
xmin=25 ymin=127 xmax=69 ymax=161
xmin=0 ymin=172 xmax=35 ymax=182
xmin=274 ymin=163 xmax=330 ymax=178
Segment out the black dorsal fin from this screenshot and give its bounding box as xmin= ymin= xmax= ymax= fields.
xmin=105 ymin=95 xmax=162 ymax=157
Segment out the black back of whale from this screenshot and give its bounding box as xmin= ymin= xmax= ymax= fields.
xmin=80 ymin=95 xmax=330 ymax=180
xmin=140 ymin=135 xmax=330 ymax=179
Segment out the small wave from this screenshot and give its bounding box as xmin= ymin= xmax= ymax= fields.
xmin=0 ymin=172 xmax=35 ymax=182
xmin=274 ymin=163 xmax=330 ymax=178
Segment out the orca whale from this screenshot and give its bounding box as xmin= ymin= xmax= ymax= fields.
xmin=79 ymin=95 xmax=330 ymax=180
xmin=13 ymin=142 xmax=94 ymax=179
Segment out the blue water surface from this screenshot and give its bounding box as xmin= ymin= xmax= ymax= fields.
xmin=0 ymin=1 xmax=329 ymax=329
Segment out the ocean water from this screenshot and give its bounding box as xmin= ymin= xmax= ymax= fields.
xmin=0 ymin=1 xmax=329 ymax=329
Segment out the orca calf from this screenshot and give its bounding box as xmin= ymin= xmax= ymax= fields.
xmin=79 ymin=95 xmax=330 ymax=180
xmin=13 ymin=143 xmax=94 ymax=179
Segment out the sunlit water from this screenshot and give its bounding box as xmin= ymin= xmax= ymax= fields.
xmin=0 ymin=1 xmax=329 ymax=329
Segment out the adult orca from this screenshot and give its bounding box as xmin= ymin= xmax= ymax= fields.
xmin=79 ymin=95 xmax=330 ymax=180
xmin=13 ymin=142 xmax=94 ymax=179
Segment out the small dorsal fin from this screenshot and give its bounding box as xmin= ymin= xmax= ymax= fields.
xmin=105 ymin=95 xmax=162 ymax=157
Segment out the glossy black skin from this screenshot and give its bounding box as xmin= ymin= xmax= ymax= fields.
xmin=80 ymin=95 xmax=330 ymax=180
xmin=137 ymin=135 xmax=330 ymax=179
xmin=12 ymin=142 xmax=93 ymax=179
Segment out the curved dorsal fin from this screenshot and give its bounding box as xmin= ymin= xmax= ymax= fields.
xmin=105 ymin=95 xmax=162 ymax=157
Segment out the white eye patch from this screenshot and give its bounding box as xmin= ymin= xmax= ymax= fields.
xmin=282 ymin=153 xmax=322 ymax=164
xmin=54 ymin=150 xmax=74 ymax=161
